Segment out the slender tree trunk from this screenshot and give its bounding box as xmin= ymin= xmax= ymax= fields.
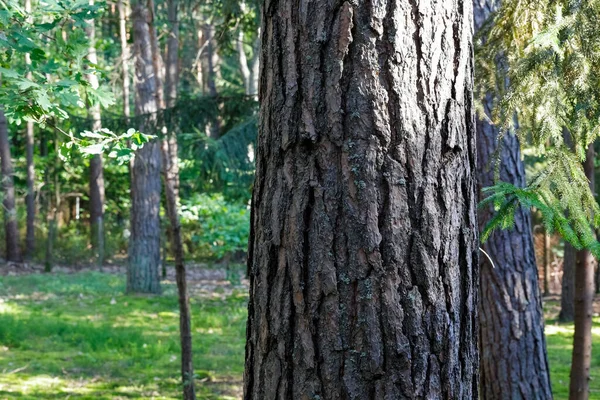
xmin=560 ymin=243 xmax=576 ymax=322
xmin=244 ymin=1 xmax=479 ymax=398
xmin=595 ymin=256 xmax=600 ymax=294
xmin=165 ymin=0 xmax=179 ymax=110
xmin=544 ymin=231 xmax=551 ymax=296
xmin=118 ymin=0 xmax=131 ymax=122
xmin=127 ymin=0 xmax=162 ymax=294
xmin=0 ymin=110 xmax=21 ymax=262
xmin=473 ymin=1 xmax=552 ymax=399
xmin=24 ymin=0 xmax=35 ymax=259
xmin=569 ymin=144 xmax=595 ymax=400
xmin=236 ymin=31 xmax=252 ymax=96
xmin=86 ymin=0 xmax=106 ymax=266
xmin=45 ymin=133 xmax=60 ymax=272
xmin=156 ymin=0 xmax=195 ymax=396
xmin=199 ymin=18 xmax=220 ymax=139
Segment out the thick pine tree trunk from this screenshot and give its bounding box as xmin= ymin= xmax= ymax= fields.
xmin=85 ymin=3 xmax=106 ymax=266
xmin=559 ymin=242 xmax=576 ymax=322
xmin=473 ymin=1 xmax=552 ymax=399
xmin=24 ymin=0 xmax=35 ymax=259
xmin=244 ymin=1 xmax=479 ymax=398
xmin=127 ymin=0 xmax=162 ymax=294
xmin=0 ymin=110 xmax=21 ymax=262
xmin=569 ymin=144 xmax=595 ymax=400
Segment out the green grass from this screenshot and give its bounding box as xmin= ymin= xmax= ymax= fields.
xmin=543 ymin=299 xmax=600 ymax=399
xmin=0 ymin=272 xmax=246 ymax=399
xmin=0 ymin=272 xmax=598 ymax=399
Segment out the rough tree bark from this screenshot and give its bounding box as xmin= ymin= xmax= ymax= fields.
xmin=476 ymin=101 xmax=552 ymax=399
xmin=0 ymin=110 xmax=21 ymax=262
xmin=127 ymin=0 xmax=162 ymax=294
xmin=244 ymin=1 xmax=479 ymax=398
xmin=473 ymin=1 xmax=552 ymax=399
xmin=155 ymin=0 xmax=196 ymax=396
xmin=559 ymin=242 xmax=576 ymax=322
xmin=569 ymin=144 xmax=595 ymax=400
xmin=85 ymin=0 xmax=106 ymax=266
xmin=24 ymin=0 xmax=35 ymax=259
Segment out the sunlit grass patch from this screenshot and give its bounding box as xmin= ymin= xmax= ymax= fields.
xmin=0 ymin=271 xmax=246 ymax=399
xmin=544 ymin=298 xmax=600 ymax=400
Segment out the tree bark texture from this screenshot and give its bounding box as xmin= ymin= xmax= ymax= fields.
xmin=85 ymin=2 xmax=106 ymax=266
xmin=473 ymin=1 xmax=552 ymax=399
xmin=244 ymin=1 xmax=479 ymax=399
xmin=24 ymin=0 xmax=35 ymax=259
xmin=559 ymin=242 xmax=576 ymax=322
xmin=569 ymin=144 xmax=595 ymax=400
xmin=0 ymin=110 xmax=21 ymax=262
xmin=128 ymin=0 xmax=162 ymax=294
xmin=476 ymin=101 xmax=552 ymax=400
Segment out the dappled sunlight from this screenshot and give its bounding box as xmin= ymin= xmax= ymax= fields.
xmin=545 ymin=323 xmax=600 ymax=337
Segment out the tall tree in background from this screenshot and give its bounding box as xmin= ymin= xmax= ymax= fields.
xmin=198 ymin=14 xmax=220 ymax=138
xmin=0 ymin=110 xmax=21 ymax=262
xmin=477 ymin=2 xmax=600 ymax=398
xmin=236 ymin=29 xmax=259 ymax=97
xmin=244 ymin=1 xmax=479 ymax=398
xmin=235 ymin=2 xmax=259 ymax=98
xmin=85 ymin=0 xmax=106 ymax=266
xmin=559 ymin=242 xmax=575 ymax=322
xmin=127 ymin=0 xmax=162 ymax=294
xmin=24 ymin=0 xmax=35 ymax=259
xmin=151 ymin=0 xmax=196 ymax=395
xmin=570 ymin=144 xmax=595 ymax=399
xmin=473 ymin=0 xmax=552 ymax=398
xmin=118 ymin=0 xmax=131 ymax=122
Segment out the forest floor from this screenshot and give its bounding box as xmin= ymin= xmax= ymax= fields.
xmin=0 ymin=266 xmax=598 ymax=399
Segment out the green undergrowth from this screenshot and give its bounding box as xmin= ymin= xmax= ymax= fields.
xmin=0 ymin=272 xmax=598 ymax=399
xmin=0 ymin=272 xmax=246 ymax=399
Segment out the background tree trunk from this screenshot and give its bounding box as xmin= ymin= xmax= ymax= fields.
xmin=473 ymin=1 xmax=552 ymax=399
xmin=24 ymin=0 xmax=35 ymax=259
xmin=476 ymin=102 xmax=552 ymax=399
xmin=559 ymin=242 xmax=576 ymax=322
xmin=156 ymin=0 xmax=196 ymax=396
xmin=199 ymin=18 xmax=220 ymax=139
xmin=0 ymin=110 xmax=21 ymax=262
xmin=86 ymin=1 xmax=106 ymax=266
xmin=569 ymin=144 xmax=595 ymax=400
xmin=244 ymin=1 xmax=479 ymax=398
xmin=127 ymin=0 xmax=162 ymax=294
xmin=544 ymin=231 xmax=551 ymax=296
xmin=118 ymin=0 xmax=131 ymax=122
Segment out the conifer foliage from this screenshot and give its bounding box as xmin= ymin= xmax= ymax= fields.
xmin=477 ymin=0 xmax=600 ymax=255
